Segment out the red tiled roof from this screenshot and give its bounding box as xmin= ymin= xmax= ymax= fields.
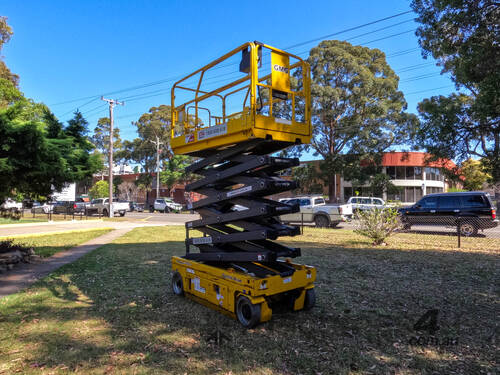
xmin=381 ymin=152 xmax=456 ymax=169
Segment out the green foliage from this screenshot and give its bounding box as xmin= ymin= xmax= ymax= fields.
xmin=89 ymin=180 xmax=109 ymax=199
xmin=0 ymin=16 xmax=18 ymax=87
xmin=0 ymin=103 xmax=101 ymax=202
xmin=122 ymin=137 xmax=156 ymax=174
xmin=368 ymin=173 xmax=401 ymax=197
xmin=460 ymin=158 xmax=490 ymax=191
xmin=447 ymin=187 xmax=467 ymax=193
xmin=133 ymin=105 xmax=172 ymax=154
xmin=0 ymin=78 xmax=23 ymax=108
xmin=304 ymin=40 xmax=418 ymax=197
xmin=92 ymin=117 xmax=123 ymax=169
xmin=411 ymin=0 xmax=500 ymax=185
xmin=291 ymin=163 xmax=323 ymax=194
xmin=354 ymin=207 xmax=402 ymax=245
xmin=159 ymin=155 xmax=193 ymax=189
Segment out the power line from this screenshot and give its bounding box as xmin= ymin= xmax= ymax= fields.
xmin=53 ymin=11 xmax=416 ymax=111
xmin=284 ymin=10 xmax=413 ymax=49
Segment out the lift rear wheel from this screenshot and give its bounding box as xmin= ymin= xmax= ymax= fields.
xmin=236 ymin=296 xmax=261 ymax=328
xmin=303 ymin=288 xmax=316 ymax=310
xmin=172 ymin=271 xmax=184 ymax=296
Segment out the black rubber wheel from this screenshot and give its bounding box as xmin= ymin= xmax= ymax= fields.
xmin=164 ymin=207 xmax=170 ymax=213
xmin=314 ymin=215 xmax=329 ymax=228
xmin=119 ymin=212 xmax=125 ymax=217
xmin=458 ymin=221 xmax=478 ymax=236
xmin=236 ymin=295 xmax=261 ymax=328
xmin=172 ymin=271 xmax=184 ymax=296
xmin=303 ymin=289 xmax=316 ymax=310
xmin=403 ymin=223 xmax=412 ymax=230
xmin=103 ymin=209 xmax=109 ymax=217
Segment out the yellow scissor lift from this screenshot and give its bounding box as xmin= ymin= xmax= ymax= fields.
xmin=170 ymin=41 xmax=316 ymax=327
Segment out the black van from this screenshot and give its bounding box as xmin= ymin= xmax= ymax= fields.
xmin=399 ymin=192 xmax=498 ymax=236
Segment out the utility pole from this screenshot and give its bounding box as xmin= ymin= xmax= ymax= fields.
xmin=101 ymin=97 xmax=124 ymax=218
xmin=149 ymin=135 xmax=165 ymax=200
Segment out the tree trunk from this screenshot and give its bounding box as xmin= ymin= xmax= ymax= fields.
xmin=328 ymin=174 xmax=336 ymax=203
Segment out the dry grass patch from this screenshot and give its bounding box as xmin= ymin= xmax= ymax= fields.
xmin=0 ymin=226 xmax=497 ymax=374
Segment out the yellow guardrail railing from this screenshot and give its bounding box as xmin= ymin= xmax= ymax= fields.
xmin=171 ymin=41 xmax=311 ymax=155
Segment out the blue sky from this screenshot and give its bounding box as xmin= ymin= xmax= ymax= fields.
xmin=3 ymin=0 xmax=456 ymax=157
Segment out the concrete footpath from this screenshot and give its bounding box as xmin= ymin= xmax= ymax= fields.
xmin=0 ymin=228 xmax=133 ymax=298
xmin=0 ymin=219 xmax=173 ymax=238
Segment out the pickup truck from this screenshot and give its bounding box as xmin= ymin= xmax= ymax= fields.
xmin=279 ymin=196 xmax=353 ymax=228
xmin=87 ymin=198 xmax=128 ymax=217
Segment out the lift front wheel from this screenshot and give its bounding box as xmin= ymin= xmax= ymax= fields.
xmin=236 ymin=296 xmax=261 ymax=328
xmin=172 ymin=271 xmax=184 ymax=296
xmin=304 ymin=288 xmax=316 ymax=310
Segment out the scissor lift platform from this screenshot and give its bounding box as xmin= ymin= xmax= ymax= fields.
xmin=169 ymin=42 xmax=316 ymax=327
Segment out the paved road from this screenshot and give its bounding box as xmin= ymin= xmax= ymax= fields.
xmin=124 ymin=211 xmax=199 ymax=223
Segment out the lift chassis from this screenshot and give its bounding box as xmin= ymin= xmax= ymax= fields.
xmin=169 ymin=42 xmax=316 ymax=327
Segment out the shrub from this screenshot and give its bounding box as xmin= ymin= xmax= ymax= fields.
xmin=353 ymin=207 xmax=402 ymax=245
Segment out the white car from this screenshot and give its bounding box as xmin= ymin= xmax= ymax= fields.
xmin=1 ymin=198 xmax=22 ymax=210
xmin=153 ymin=198 xmax=183 ymax=213
xmin=347 ymin=197 xmax=385 ymax=212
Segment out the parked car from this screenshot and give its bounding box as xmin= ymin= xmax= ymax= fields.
xmin=87 ymin=198 xmax=128 ymax=217
xmin=398 ymin=191 xmax=498 ymax=236
xmin=74 ymin=197 xmax=91 ymax=213
xmin=51 ymin=201 xmax=78 ymax=214
xmin=1 ymin=198 xmax=22 ymax=211
xmin=279 ymin=195 xmax=353 ymax=228
xmin=31 ymin=202 xmax=53 ymax=214
xmin=153 ymin=198 xmax=183 ymax=213
xmin=135 ymin=203 xmax=145 ymax=212
xmin=347 ymin=196 xmax=385 ymax=213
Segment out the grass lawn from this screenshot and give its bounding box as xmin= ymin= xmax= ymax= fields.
xmin=7 ymin=229 xmax=114 ymax=258
xmin=0 ymin=217 xmax=48 ymax=225
xmin=0 ymin=227 xmax=497 ymax=374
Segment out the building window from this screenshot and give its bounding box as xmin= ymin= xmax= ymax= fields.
xmin=396 ymin=166 xmax=405 ymax=179
xmin=386 ymin=166 xmax=396 ymax=179
xmin=415 ymin=167 xmax=423 ymax=180
xmin=415 ymin=185 xmax=423 ymax=201
xmin=426 ymin=186 xmax=443 ymax=195
xmin=406 ymin=166 xmax=415 ymax=179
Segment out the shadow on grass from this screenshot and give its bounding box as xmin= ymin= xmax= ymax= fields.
xmin=1 ymin=232 xmax=498 ymax=374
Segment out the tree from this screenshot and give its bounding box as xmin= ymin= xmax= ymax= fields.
xmin=411 ymin=0 xmax=500 ymax=199
xmin=0 ymin=16 xmax=18 ymax=87
xmin=63 ymin=111 xmax=102 ymax=182
xmin=89 ymin=180 xmax=109 ymax=199
xmin=0 ymin=78 xmax=23 ymax=108
xmin=368 ymin=173 xmax=401 ymax=198
xmin=133 ymin=105 xmax=172 ymax=155
xmin=305 ymin=40 xmax=417 ymax=201
xmin=117 ymin=181 xmax=138 ymax=201
xmin=159 ymin=155 xmax=193 ymax=191
xmin=291 ymin=163 xmax=324 ymax=195
xmin=461 ymin=158 xmax=490 ymax=191
xmin=92 ymin=116 xmax=123 ymax=174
